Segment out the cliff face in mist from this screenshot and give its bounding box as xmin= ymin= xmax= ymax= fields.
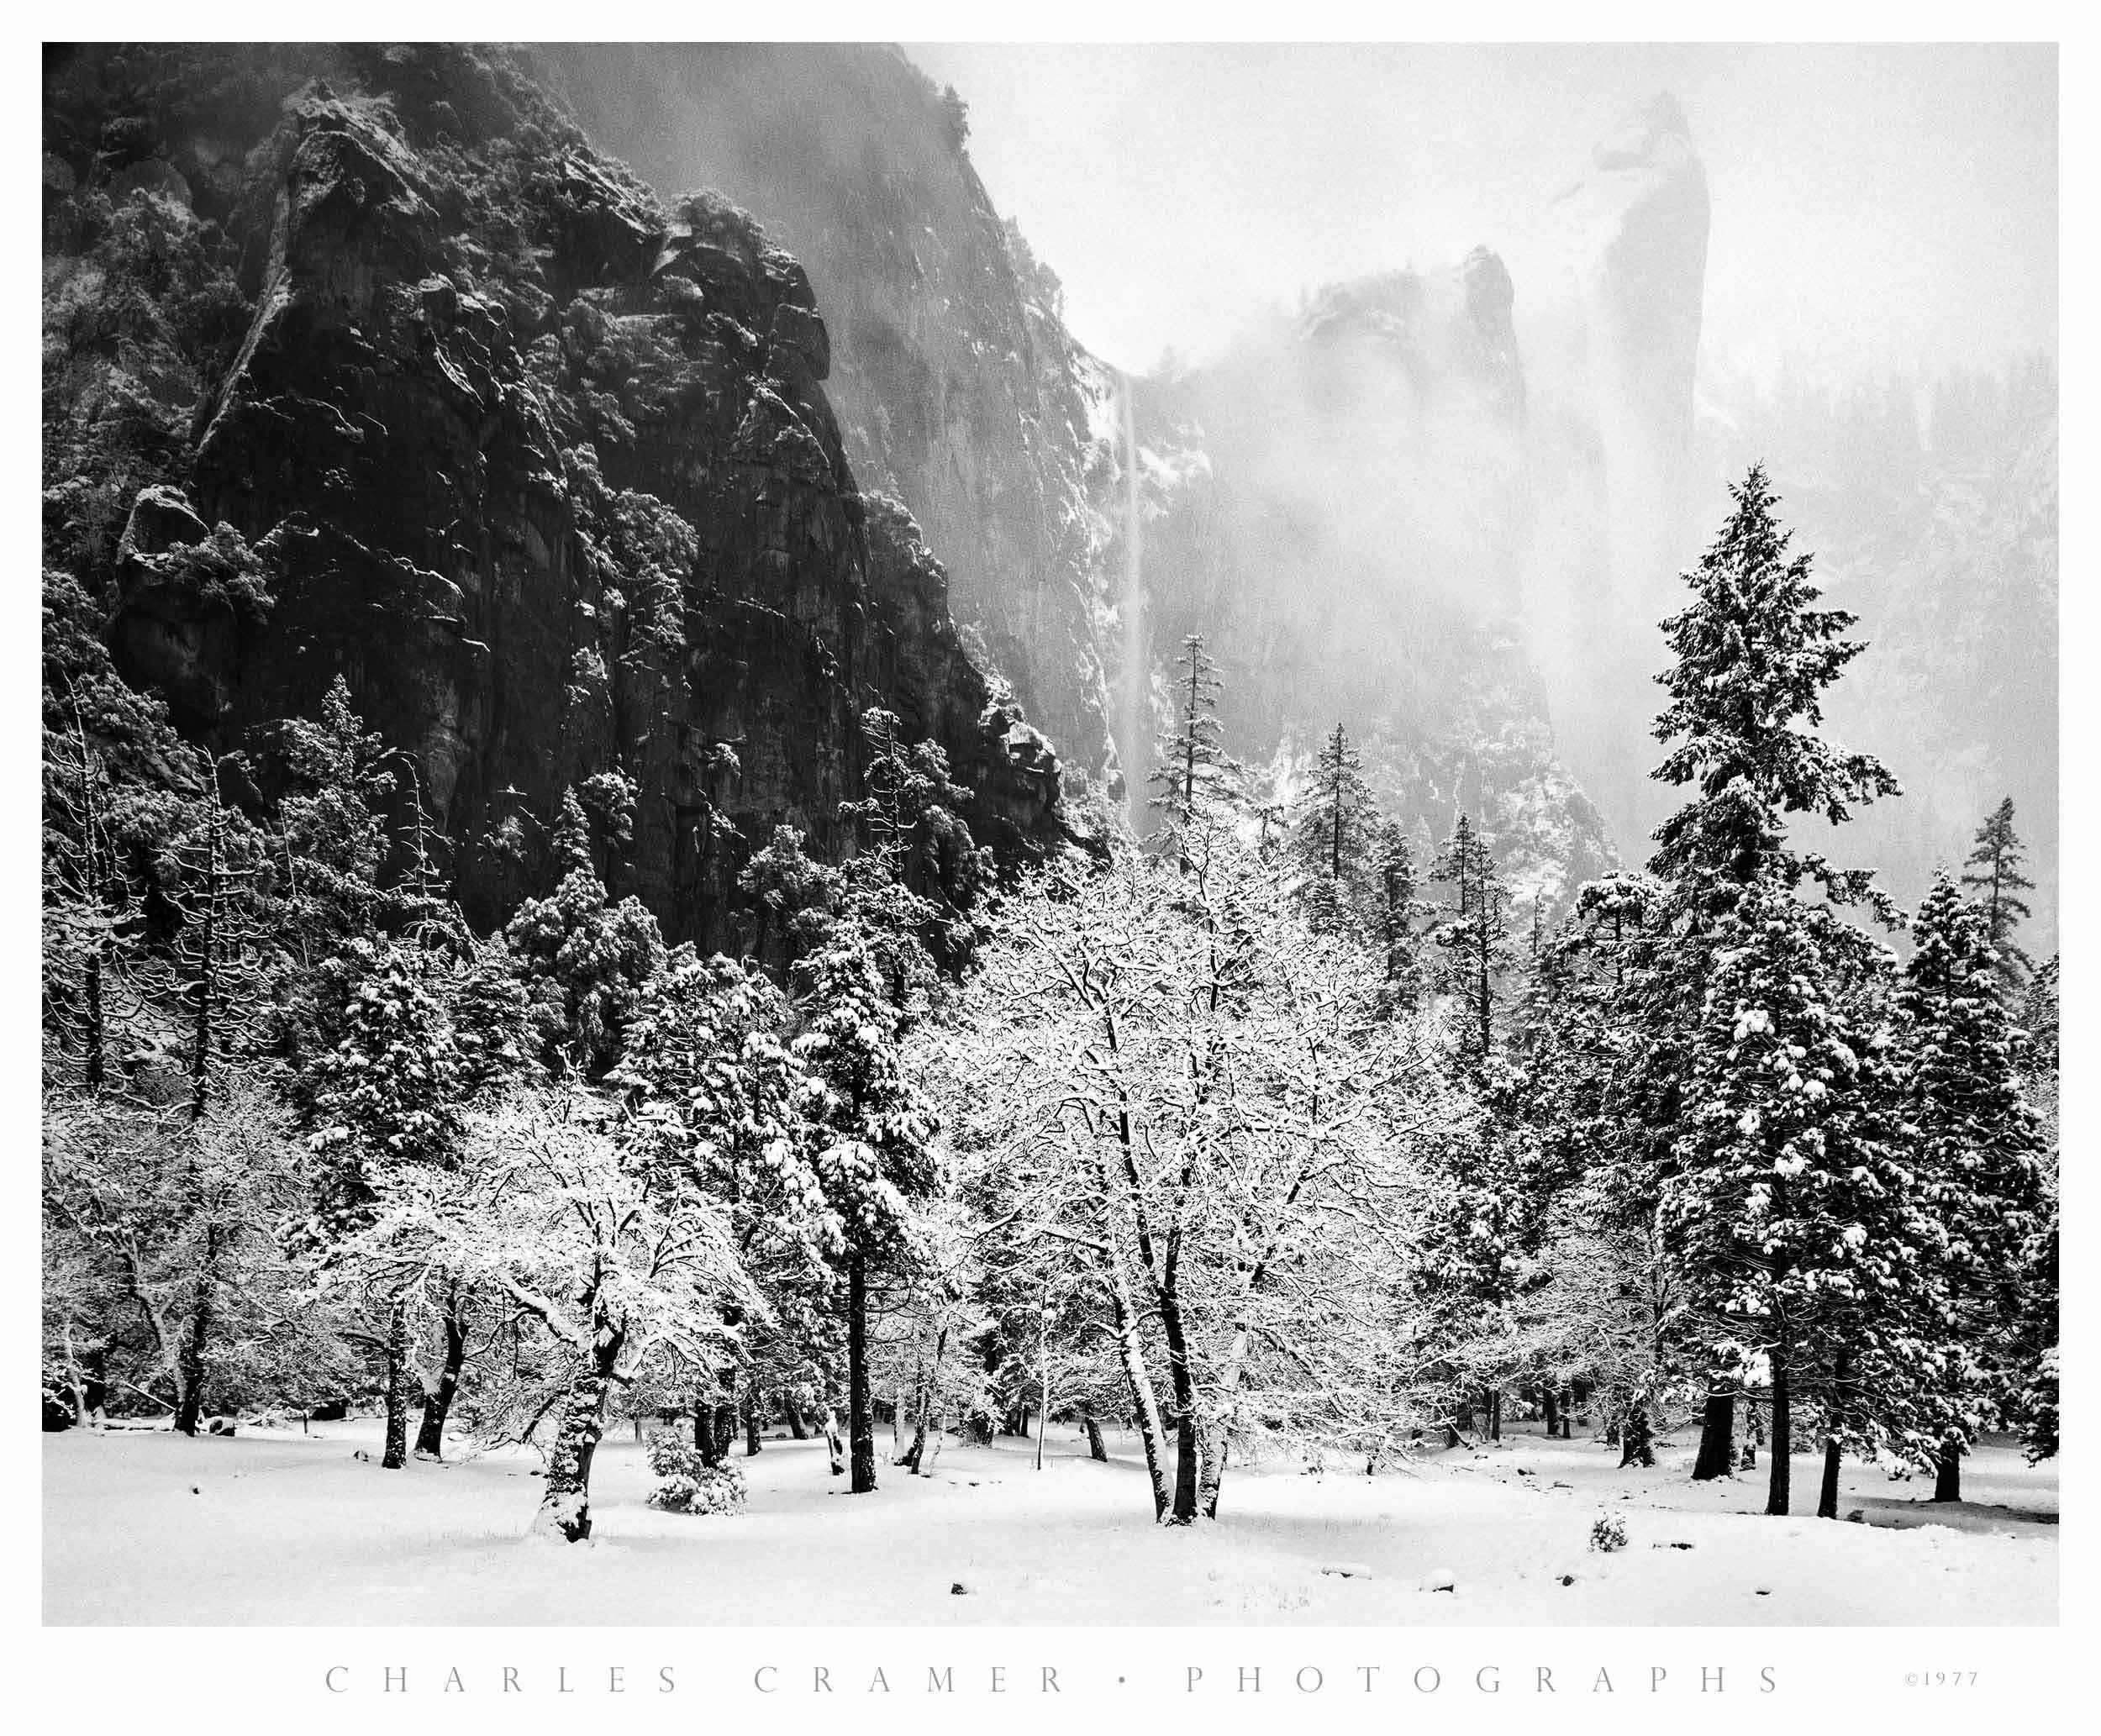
xmin=533 ymin=44 xmax=1619 ymax=903
xmin=1543 ymin=92 xmax=1711 ymax=844
xmin=43 ymin=45 xmax=1063 ymax=948
xmin=1129 ymin=250 xmax=1617 ymax=907
xmin=529 ymin=44 xmax=1121 ymax=798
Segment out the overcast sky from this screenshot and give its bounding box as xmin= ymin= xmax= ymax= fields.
xmin=907 ymin=43 xmax=2057 ymax=384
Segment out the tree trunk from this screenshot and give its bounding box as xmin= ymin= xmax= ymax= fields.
xmin=1198 ymin=1428 xmax=1230 ymax=1518
xmin=897 ymin=1412 xmax=927 ymax=1472
xmin=1488 ymin=1387 xmax=1502 ymax=1442
xmin=1766 ymin=1357 xmax=1792 ymax=1517
xmin=743 ymin=1380 xmax=762 ymax=1456
xmin=1100 ymin=1244 xmax=1171 ymax=1518
xmin=1692 ymin=1386 xmax=1736 ymax=1481
xmin=692 ymin=1390 xmax=720 ymax=1464
xmin=413 ymin=1286 xmax=468 ymax=1460
xmin=170 ymin=1221 xmax=220 ymax=1437
xmin=847 ymin=1251 xmax=876 ymax=1493
xmin=784 ymin=1406 xmax=808 ymax=1441
xmin=532 ymin=1337 xmax=619 ymax=1542
xmin=823 ymin=1408 xmax=845 ymax=1477
xmin=1815 ymin=1349 xmax=1855 ymax=1518
xmin=1083 ymin=1412 xmax=1108 ymax=1462
xmin=380 ymin=1300 xmax=410 ymax=1470
xmin=1933 ymin=1437 xmax=1963 ymax=1502
xmin=1817 ymin=1438 xmax=1843 ymax=1519
xmin=1618 ymin=1397 xmax=1656 ymax=1468
xmin=1540 ymin=1383 xmax=1560 ymax=1439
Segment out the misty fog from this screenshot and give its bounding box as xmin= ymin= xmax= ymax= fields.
xmin=903 ymin=43 xmax=2057 ymax=947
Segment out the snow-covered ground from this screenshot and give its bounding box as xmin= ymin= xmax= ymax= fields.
xmin=44 ymin=1420 xmax=2055 ymax=1625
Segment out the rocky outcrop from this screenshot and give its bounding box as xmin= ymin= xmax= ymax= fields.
xmin=1123 ymin=254 xmax=1616 ymax=907
xmin=49 ymin=45 xmax=1066 ymax=948
xmin=1548 ymin=92 xmax=1710 ymax=843
xmin=528 ymin=44 xmax=1120 ymax=794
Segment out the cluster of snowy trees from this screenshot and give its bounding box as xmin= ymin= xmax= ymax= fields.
xmin=41 ymin=467 xmax=2059 ymax=1537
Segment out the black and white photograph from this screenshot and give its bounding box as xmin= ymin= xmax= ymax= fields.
xmin=27 ymin=10 xmax=2076 ymax=1710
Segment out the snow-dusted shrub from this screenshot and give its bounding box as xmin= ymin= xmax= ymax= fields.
xmin=645 ymin=1432 xmax=747 ymax=1515
xmin=1588 ymin=1512 xmax=1628 ymax=1553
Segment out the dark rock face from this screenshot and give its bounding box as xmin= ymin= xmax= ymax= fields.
xmin=527 ymin=44 xmax=1119 ymax=792
xmin=50 ymin=45 xmax=1063 ymax=947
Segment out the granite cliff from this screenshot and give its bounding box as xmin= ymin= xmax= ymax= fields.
xmin=42 ymin=44 xmax=1065 ymax=950
xmin=530 ymin=44 xmax=1122 ymax=798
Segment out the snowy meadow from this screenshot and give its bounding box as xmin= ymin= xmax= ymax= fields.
xmin=45 ymin=1419 xmax=2055 ymax=1625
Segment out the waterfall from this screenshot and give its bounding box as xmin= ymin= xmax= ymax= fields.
xmin=1117 ymin=370 xmax=1146 ymax=830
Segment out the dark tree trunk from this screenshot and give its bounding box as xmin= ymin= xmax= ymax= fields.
xmin=848 ymin=1251 xmax=876 ymax=1493
xmin=170 ymin=1221 xmax=220 ymax=1437
xmin=1766 ymin=1356 xmax=1792 ymax=1517
xmin=1083 ymin=1413 xmax=1108 ymax=1462
xmin=1488 ymin=1388 xmax=1502 ymax=1442
xmin=1817 ymin=1438 xmax=1843 ymax=1519
xmin=1618 ymin=1398 xmax=1656 ymax=1469
xmin=1560 ymin=1386 xmax=1575 ymax=1438
xmin=1170 ymin=1409 xmax=1200 ymax=1522
xmin=1692 ymin=1386 xmax=1736 ymax=1481
xmin=1933 ymin=1437 xmax=1963 ymax=1502
xmin=413 ymin=1287 xmax=468 ymax=1459
xmin=785 ymin=1406 xmax=808 ymax=1441
xmin=1540 ymin=1384 xmax=1561 ymax=1439
xmin=1156 ymin=1266 xmax=1200 ymax=1523
xmin=534 ymin=1336 xmax=620 ymax=1542
xmin=692 ymin=1391 xmax=720 ymax=1463
xmin=742 ymin=1381 xmax=761 ymax=1456
xmin=380 ymin=1301 xmax=410 ymax=1470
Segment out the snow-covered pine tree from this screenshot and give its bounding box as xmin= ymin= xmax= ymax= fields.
xmin=1960 ymin=797 xmax=2035 ymax=995
xmin=1634 ymin=464 xmax=1903 ymax=1496
xmin=1521 ymin=873 xmax=1672 ymax=1446
xmin=840 ymin=706 xmax=990 ymax=980
xmin=1371 ymin=818 xmax=1430 ymax=1014
xmin=1146 ymin=633 xmax=1243 ymax=865
xmin=1665 ymin=871 xmax=1935 ymax=1517
xmin=504 ymin=788 xmax=667 ymax=1078
xmin=790 ymin=926 xmax=941 ymax=1494
xmin=1428 ymin=814 xmax=1519 ymax=1067
xmin=1898 ymin=872 xmax=2052 ymax=1499
xmin=272 ymin=676 xmax=394 ymax=965
xmin=1289 ymin=722 xmax=1380 ymax=934
xmin=611 ymin=948 xmax=843 ymax=1464
xmin=739 ymin=823 xmax=841 ymax=976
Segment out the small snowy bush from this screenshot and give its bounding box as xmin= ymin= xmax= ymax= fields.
xmin=1588 ymin=1512 xmax=1629 ymax=1553
xmin=645 ymin=1433 xmax=747 ymax=1516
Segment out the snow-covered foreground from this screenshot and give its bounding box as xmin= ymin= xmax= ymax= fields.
xmin=44 ymin=1421 xmax=2055 ymax=1625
